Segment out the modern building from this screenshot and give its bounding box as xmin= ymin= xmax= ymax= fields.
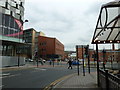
xmin=23 ymin=28 xmax=45 ymax=59
xmin=0 ymin=0 xmax=27 ymax=67
xmin=38 ymin=36 xmax=64 ymax=60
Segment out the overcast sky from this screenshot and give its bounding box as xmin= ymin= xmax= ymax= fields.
xmin=24 ymin=0 xmax=114 ymax=51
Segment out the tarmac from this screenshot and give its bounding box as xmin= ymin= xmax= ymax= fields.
xmin=1 ymin=62 xmax=101 ymax=90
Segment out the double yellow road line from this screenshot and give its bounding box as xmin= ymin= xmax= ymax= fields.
xmin=44 ymin=73 xmax=76 ymax=90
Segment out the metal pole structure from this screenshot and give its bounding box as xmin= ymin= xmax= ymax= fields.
xmin=77 ymin=59 xmax=79 ymax=76
xmin=82 ymin=45 xmax=85 ymax=76
xmin=53 ymin=59 xmax=54 ymax=67
xmin=87 ymin=45 xmax=90 ymax=74
xmin=102 ymin=49 xmax=106 ymax=70
xmin=18 ymin=30 xmax=20 ymax=67
xmin=76 ymin=46 xmax=79 ymax=75
xmin=18 ymin=50 xmax=20 ymax=67
xmin=96 ymin=44 xmax=100 ymax=87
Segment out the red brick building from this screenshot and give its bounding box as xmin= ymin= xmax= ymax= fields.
xmin=76 ymin=45 xmax=120 ymax=62
xmin=38 ymin=36 xmax=64 ymax=60
xmin=76 ymin=45 xmax=85 ymax=60
xmin=97 ymin=50 xmax=120 ymax=62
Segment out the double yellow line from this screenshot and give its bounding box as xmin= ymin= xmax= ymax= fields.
xmin=43 ymin=73 xmax=76 ymax=90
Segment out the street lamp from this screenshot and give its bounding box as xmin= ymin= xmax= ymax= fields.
xmin=17 ymin=19 xmax=28 ymax=67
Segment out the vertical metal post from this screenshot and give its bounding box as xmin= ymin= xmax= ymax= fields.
xmin=105 ymin=70 xmax=109 ymax=90
xmin=76 ymin=46 xmax=79 ymax=75
xmin=18 ymin=52 xmax=20 ymax=67
xmin=77 ymin=59 xmax=79 ymax=76
xmin=18 ymin=34 xmax=20 ymax=67
xmin=53 ymin=59 xmax=54 ymax=67
xmin=102 ymin=49 xmax=106 ymax=70
xmin=96 ymin=44 xmax=100 ymax=87
xmin=82 ymin=45 xmax=85 ymax=76
xmin=88 ymin=46 xmax=90 ymax=74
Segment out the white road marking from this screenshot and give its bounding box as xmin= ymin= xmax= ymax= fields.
xmin=0 ymin=73 xmax=21 ymax=79
xmin=35 ymin=68 xmax=47 ymax=70
xmin=40 ymin=69 xmax=47 ymax=71
xmin=0 ymin=73 xmax=10 ymax=76
xmin=31 ymin=68 xmax=47 ymax=73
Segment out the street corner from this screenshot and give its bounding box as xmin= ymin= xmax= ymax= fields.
xmin=43 ymin=73 xmax=77 ymax=90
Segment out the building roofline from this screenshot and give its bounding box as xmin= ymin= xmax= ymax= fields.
xmin=39 ymin=36 xmax=64 ymax=46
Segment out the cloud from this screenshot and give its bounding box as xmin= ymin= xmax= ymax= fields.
xmin=24 ymin=0 xmax=114 ymax=51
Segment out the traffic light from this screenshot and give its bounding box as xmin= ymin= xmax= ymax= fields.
xmin=84 ymin=46 xmax=88 ymax=55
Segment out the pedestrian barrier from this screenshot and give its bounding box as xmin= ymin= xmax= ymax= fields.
xmin=0 ymin=56 xmax=25 ymax=67
xmin=99 ymin=69 xmax=120 ymax=90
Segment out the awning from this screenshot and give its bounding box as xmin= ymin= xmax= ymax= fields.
xmin=92 ymin=0 xmax=120 ymax=44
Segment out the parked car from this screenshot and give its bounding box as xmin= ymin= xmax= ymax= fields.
xmin=25 ymin=58 xmax=33 ymax=62
xmin=29 ymin=59 xmax=33 ymax=62
xmin=72 ymin=60 xmax=80 ymax=65
xmin=43 ymin=59 xmax=46 ymax=63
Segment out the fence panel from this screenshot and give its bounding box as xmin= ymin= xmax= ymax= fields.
xmin=99 ymin=69 xmax=120 ymax=90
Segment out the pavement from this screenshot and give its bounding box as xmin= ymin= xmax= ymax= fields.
xmin=45 ymin=71 xmax=101 ymax=90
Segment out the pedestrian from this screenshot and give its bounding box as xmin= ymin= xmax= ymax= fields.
xmin=49 ymin=59 xmax=52 ymax=65
xmin=67 ymin=59 xmax=72 ymax=69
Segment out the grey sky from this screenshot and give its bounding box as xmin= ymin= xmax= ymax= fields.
xmin=24 ymin=0 xmax=113 ymax=51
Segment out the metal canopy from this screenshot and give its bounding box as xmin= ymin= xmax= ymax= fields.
xmin=92 ymin=0 xmax=120 ymax=44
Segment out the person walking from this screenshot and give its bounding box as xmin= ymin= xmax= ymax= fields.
xmin=68 ymin=59 xmax=72 ymax=69
xmin=49 ymin=59 xmax=52 ymax=65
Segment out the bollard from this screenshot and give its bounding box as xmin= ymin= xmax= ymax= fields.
xmin=105 ymin=70 xmax=109 ymax=90
xmin=77 ymin=60 xmax=79 ymax=76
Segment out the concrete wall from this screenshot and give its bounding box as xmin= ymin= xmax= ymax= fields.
xmin=0 ymin=56 xmax=25 ymax=67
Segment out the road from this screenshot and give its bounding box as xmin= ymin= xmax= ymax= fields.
xmin=2 ymin=63 xmax=96 ymax=89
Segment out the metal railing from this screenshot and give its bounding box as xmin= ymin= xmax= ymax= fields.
xmin=99 ymin=69 xmax=120 ymax=90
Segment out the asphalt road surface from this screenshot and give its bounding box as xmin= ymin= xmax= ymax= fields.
xmin=2 ymin=65 xmax=75 ymax=89
xmin=2 ymin=64 xmax=96 ymax=89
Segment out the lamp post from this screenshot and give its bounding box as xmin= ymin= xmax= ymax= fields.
xmin=17 ymin=20 xmax=28 ymax=67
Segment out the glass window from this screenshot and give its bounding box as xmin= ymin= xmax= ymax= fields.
xmin=4 ymin=27 xmax=8 ymax=35
xmin=5 ymin=15 xmax=9 ymax=27
xmin=10 ymin=16 xmax=14 ymax=28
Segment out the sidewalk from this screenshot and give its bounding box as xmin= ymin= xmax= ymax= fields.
xmin=53 ymin=72 xmax=101 ymax=89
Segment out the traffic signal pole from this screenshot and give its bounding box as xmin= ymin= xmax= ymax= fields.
xmin=96 ymin=44 xmax=100 ymax=87
xmin=82 ymin=45 xmax=85 ymax=76
xmin=87 ymin=45 xmax=90 ymax=74
xmin=76 ymin=46 xmax=79 ymax=76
